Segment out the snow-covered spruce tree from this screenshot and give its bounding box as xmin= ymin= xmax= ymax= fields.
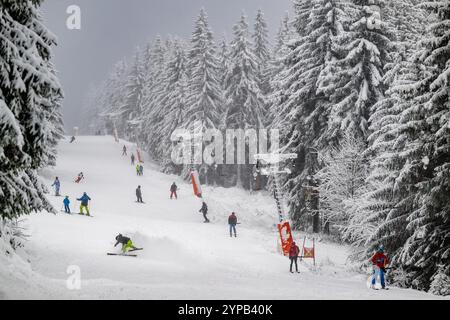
xmin=183 ymin=9 xmax=223 ymax=184
xmin=325 ymin=0 xmax=393 ymax=145
xmin=267 ymin=12 xmax=292 ymax=127
xmin=118 ymin=49 xmax=145 ymax=141
xmin=42 ymin=93 xmax=64 ymax=167
xmin=80 ymin=84 xmax=105 ymax=135
xmin=224 ymin=13 xmax=265 ymax=189
xmin=253 ymin=9 xmax=272 ymax=100
xmin=97 ymin=59 xmax=129 ymax=137
xmin=0 ymin=0 xmax=62 ymax=219
xmin=218 ymin=35 xmax=230 ymax=90
xmin=358 ymin=0 xmax=428 ymax=259
xmin=314 ymin=133 xmax=371 ymax=239
xmin=364 ymin=1 xmax=450 ymax=295
xmin=156 ymin=39 xmax=189 ymax=174
xmin=272 ymin=0 xmax=344 ymax=230
xmin=141 ymin=36 xmax=169 ymax=160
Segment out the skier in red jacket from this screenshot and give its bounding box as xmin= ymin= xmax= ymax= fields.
xmin=228 ymin=212 xmax=237 ymax=237
xmin=370 ymin=245 xmax=389 ymax=289
xmin=289 ymin=242 xmax=300 ymax=273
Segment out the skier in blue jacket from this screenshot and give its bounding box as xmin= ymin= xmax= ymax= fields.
xmin=77 ymin=192 xmax=92 ymax=216
xmin=63 ymin=196 xmax=71 ymax=213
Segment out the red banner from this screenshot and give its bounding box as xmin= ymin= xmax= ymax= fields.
xmin=136 ymin=148 xmax=144 ymax=163
xmin=190 ymin=170 xmax=202 ymax=198
xmin=277 ymin=221 xmax=294 ymax=256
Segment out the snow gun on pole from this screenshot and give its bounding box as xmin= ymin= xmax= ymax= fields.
xmin=254 ymin=152 xmax=297 ymax=256
xmin=183 ymin=122 xmax=203 ymax=200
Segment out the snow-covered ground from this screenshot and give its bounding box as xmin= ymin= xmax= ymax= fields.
xmin=0 ymin=136 xmax=446 ymax=300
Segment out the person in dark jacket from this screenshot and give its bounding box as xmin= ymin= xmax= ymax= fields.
xmin=122 ymin=145 xmax=127 ymax=156
xmin=289 ymin=242 xmax=300 ymax=273
xmin=199 ymin=202 xmax=209 ymax=223
xmin=370 ymin=245 xmax=389 ymax=289
xmin=139 ymin=164 xmax=144 ymax=176
xmin=131 ymin=153 xmax=135 ymax=165
xmin=136 ymin=185 xmax=143 ymax=203
xmin=77 ymin=192 xmax=91 ymax=216
xmin=170 ymin=183 xmax=178 ymax=199
xmin=114 ymin=234 xmax=138 ymax=253
xmin=70 ymin=136 xmax=76 ymax=143
xmin=228 ymin=212 xmax=238 ymax=237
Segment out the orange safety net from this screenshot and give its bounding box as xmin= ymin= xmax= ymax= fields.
xmin=303 ymin=247 xmax=315 ymax=258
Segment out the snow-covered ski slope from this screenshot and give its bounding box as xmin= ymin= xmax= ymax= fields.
xmin=1 ymin=136 xmax=446 ymax=300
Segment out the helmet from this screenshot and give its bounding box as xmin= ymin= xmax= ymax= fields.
xmin=377 ymin=245 xmax=384 ymax=252
xmin=115 ymin=234 xmax=122 ymax=241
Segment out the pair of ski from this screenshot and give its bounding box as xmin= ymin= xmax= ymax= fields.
xmin=370 ymin=286 xmax=389 ymax=291
xmin=107 ymin=248 xmax=143 ymax=257
xmin=60 ymin=211 xmax=94 ymax=218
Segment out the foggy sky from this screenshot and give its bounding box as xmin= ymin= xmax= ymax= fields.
xmin=40 ymin=0 xmax=293 ymax=132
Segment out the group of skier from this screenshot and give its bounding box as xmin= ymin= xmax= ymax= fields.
xmin=124 ymin=147 xmax=392 ymax=288
xmin=136 ymin=163 xmax=144 ymax=176
xmin=51 ymin=176 xmax=92 ymax=216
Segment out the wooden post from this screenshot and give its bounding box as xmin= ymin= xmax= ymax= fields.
xmin=313 ymin=237 xmax=315 ymax=266
xmin=300 ymin=236 xmax=306 ymax=261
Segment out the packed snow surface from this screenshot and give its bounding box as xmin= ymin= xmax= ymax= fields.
xmin=0 ymin=136 xmax=446 ymax=300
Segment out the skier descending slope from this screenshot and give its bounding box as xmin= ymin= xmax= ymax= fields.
xmin=136 ymin=185 xmax=144 ymax=203
xmin=370 ymin=245 xmax=389 ymax=290
xmin=122 ymin=145 xmax=127 ymax=156
xmin=75 ymin=172 xmax=84 ymax=183
xmin=77 ymin=192 xmax=92 ymax=216
xmin=51 ymin=177 xmax=61 ymax=196
xmin=170 ymin=182 xmax=178 ymax=199
xmin=199 ymin=201 xmax=209 ymax=223
xmin=289 ymin=242 xmax=300 ymax=274
xmin=131 ymin=153 xmax=135 ymax=165
xmin=228 ymin=212 xmax=238 ymax=237
xmin=114 ymin=234 xmax=141 ymax=254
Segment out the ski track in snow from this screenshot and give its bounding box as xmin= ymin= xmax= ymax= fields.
xmin=1 ymin=136 xmax=446 ymax=300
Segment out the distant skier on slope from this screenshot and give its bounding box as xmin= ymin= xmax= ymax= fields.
xmin=131 ymin=153 xmax=135 ymax=165
xmin=75 ymin=172 xmax=84 ymax=183
xmin=77 ymin=192 xmax=91 ymax=216
xmin=370 ymin=245 xmax=389 ymax=289
xmin=136 ymin=185 xmax=144 ymax=203
xmin=122 ymin=145 xmax=127 ymax=156
xmin=51 ymin=177 xmax=61 ymax=196
xmin=139 ymin=164 xmax=144 ymax=176
xmin=228 ymin=212 xmax=237 ymax=237
xmin=70 ymin=136 xmax=76 ymax=143
xmin=170 ymin=182 xmax=178 ymax=199
xmin=136 ymin=163 xmax=141 ymax=176
xmin=114 ymin=234 xmax=139 ymax=253
xmin=199 ymin=201 xmax=209 ymax=223
xmin=63 ymin=196 xmax=71 ymax=213
xmin=289 ymin=241 xmax=300 ymax=273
